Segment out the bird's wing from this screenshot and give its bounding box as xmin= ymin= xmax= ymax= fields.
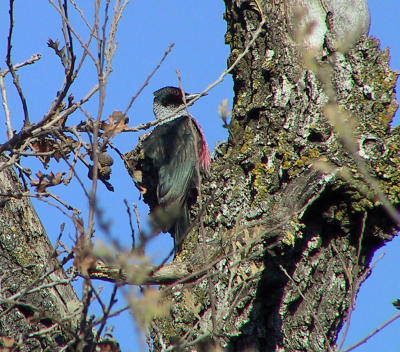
xmin=157 ymin=142 xmax=195 ymax=206
xmin=158 ymin=117 xmax=198 ymax=205
xmin=143 ymin=116 xmax=199 ymax=209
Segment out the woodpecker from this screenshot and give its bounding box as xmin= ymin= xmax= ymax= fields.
xmin=135 ymin=86 xmax=210 ymax=252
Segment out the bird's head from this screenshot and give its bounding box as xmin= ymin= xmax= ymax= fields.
xmin=153 ymin=86 xmax=200 ymax=122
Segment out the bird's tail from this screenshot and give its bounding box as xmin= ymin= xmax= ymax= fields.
xmin=171 ymin=203 xmax=189 ymax=252
xmin=150 ymin=200 xmax=190 ymax=253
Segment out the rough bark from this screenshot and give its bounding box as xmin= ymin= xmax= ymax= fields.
xmin=144 ymin=1 xmax=400 ymax=351
xmin=0 ymin=162 xmax=82 ymax=350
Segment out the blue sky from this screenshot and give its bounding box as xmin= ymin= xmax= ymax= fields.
xmin=0 ymin=1 xmax=399 ymax=351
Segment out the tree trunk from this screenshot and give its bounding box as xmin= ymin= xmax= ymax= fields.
xmin=0 ymin=161 xmax=81 ymax=350
xmin=149 ymin=1 xmax=399 ymax=351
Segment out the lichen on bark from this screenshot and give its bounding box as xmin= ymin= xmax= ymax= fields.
xmin=125 ymin=1 xmax=400 ymax=351
xmin=0 ymin=162 xmax=81 ymax=350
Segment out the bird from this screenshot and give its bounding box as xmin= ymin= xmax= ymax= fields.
xmin=135 ymin=86 xmax=210 ymax=252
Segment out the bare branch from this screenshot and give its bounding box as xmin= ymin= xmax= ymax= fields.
xmin=48 ymin=0 xmax=98 ymax=64
xmin=6 ymin=0 xmax=30 ymax=126
xmin=132 ymin=202 xmax=144 ymax=253
xmin=342 ymin=312 xmax=400 ymax=352
xmin=123 ymin=199 xmax=136 ymax=250
xmin=124 ymin=42 xmax=175 ymax=115
xmin=1 ymin=53 xmax=41 ymax=76
xmin=86 ymin=261 xmax=198 ymax=285
xmin=45 ymin=0 xmax=76 ymax=124
xmin=69 ymin=0 xmax=95 ymax=33
xmin=94 ymin=283 xmax=119 ymax=344
xmin=0 ymin=72 xmax=13 ymax=139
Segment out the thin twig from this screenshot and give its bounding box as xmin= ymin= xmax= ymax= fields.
xmin=341 ymin=312 xmax=400 ymax=352
xmin=123 ymin=200 xmax=135 ymax=249
xmin=45 ymin=190 xmax=80 ymax=214
xmin=106 ymin=0 xmax=129 ymax=74
xmin=132 ymin=203 xmax=144 ymax=253
xmin=44 ymin=0 xmax=76 ymax=125
xmin=48 ymin=0 xmax=97 ymax=63
xmin=95 ymin=303 xmax=129 ymax=323
xmin=0 ymin=72 xmax=13 ymax=139
xmin=94 ymin=283 xmax=119 ymax=343
xmin=6 ymin=0 xmax=30 ymax=126
xmin=124 ymin=43 xmax=175 ymax=115
xmin=1 ymin=53 xmax=41 ymax=76
xmin=69 ymin=0 xmax=95 ymax=33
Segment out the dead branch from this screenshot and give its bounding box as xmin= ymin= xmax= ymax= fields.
xmin=342 ymin=312 xmax=400 ymax=352
xmin=124 ymin=42 xmax=175 ymax=115
xmin=6 ymin=0 xmax=30 ymax=126
xmin=1 ymin=53 xmax=41 ymax=76
xmin=85 ymin=261 xmax=198 ymax=285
